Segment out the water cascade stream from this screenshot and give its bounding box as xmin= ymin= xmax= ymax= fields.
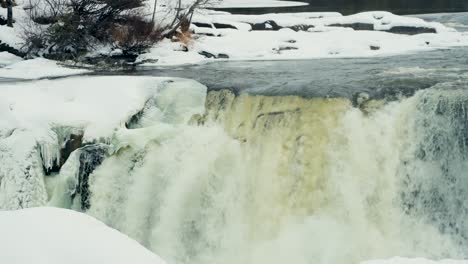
xmin=1 ymin=80 xmax=468 ymax=263
xmin=78 ymin=88 xmax=468 ymax=263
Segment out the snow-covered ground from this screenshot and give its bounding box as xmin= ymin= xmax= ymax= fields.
xmin=361 ymin=258 xmax=468 ymax=264
xmin=0 ymin=51 xmax=22 ymax=66
xmin=0 ymin=207 xmax=166 ymax=264
xmin=138 ymin=10 xmax=468 ymax=66
xmin=0 ymin=58 xmax=90 ymax=79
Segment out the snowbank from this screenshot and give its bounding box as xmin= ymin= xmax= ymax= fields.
xmin=0 ymin=207 xmax=166 ymax=264
xmin=138 ymin=11 xmax=468 ymax=66
xmin=0 ymin=58 xmax=90 ymax=79
xmin=0 ymin=51 xmax=22 ymax=66
xmin=361 ymin=257 xmax=468 ymax=264
xmin=0 ymin=76 xmax=207 ymax=210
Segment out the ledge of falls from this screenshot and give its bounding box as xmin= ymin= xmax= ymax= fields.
xmin=1 ymin=76 xmax=468 ymax=264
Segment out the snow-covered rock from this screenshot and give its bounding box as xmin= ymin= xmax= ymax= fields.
xmin=0 ymin=207 xmax=166 ymax=264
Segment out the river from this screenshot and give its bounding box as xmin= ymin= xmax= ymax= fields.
xmin=215 ymin=0 xmax=468 ymax=15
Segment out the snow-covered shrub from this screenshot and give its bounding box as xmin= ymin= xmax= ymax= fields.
xmin=23 ymin=0 xmax=161 ymax=58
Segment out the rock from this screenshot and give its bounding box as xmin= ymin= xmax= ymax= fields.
xmin=0 ymin=42 xmax=25 ymax=57
xmin=199 ymin=50 xmax=217 ymax=58
xmin=72 ymin=144 xmax=108 ymax=210
xmin=199 ymin=51 xmax=229 ymax=59
xmin=217 ymin=53 xmax=229 ymax=59
xmin=213 ymin=23 xmax=237 ymax=30
xmin=0 ymin=15 xmax=6 ymax=25
xmin=386 ymin=26 xmax=436 ymax=35
xmin=329 ymin=23 xmax=374 ymax=31
xmin=251 ymin=20 xmax=282 ymax=31
xmin=193 ymin=22 xmax=213 ymax=28
xmin=289 ymin=25 xmax=315 ymax=32
xmin=273 ymin=46 xmax=299 ymax=54
xmin=370 ymin=45 xmax=380 ymax=51
xmin=352 ymin=92 xmax=371 ymax=107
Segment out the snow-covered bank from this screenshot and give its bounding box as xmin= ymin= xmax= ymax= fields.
xmin=0 ymin=58 xmax=90 ymax=79
xmin=2 ymin=1 xmax=468 ymax=67
xmin=0 ymin=207 xmax=166 ymax=264
xmin=361 ymin=257 xmax=468 ymax=264
xmin=0 ymin=76 xmax=207 ymax=209
xmin=138 ymin=11 xmax=468 ymax=66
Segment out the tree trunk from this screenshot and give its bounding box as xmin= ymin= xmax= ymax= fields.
xmin=151 ymin=0 xmax=157 ymax=24
xmin=6 ymin=0 xmax=12 ymax=27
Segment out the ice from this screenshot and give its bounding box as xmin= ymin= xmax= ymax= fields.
xmin=0 ymin=76 xmax=207 ymax=210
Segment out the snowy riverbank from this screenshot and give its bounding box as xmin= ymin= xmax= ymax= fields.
xmin=2 ymin=0 xmax=468 ymax=74
xmin=137 ymin=10 xmax=468 ymax=66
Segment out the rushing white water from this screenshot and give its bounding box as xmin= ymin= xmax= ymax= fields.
xmin=1 ymin=76 xmax=467 ymax=263
xmin=80 ymin=87 xmax=468 ymax=264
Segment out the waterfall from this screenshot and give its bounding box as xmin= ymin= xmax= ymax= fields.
xmin=84 ymin=88 xmax=467 ymax=263
xmin=1 ymin=79 xmax=467 ymax=263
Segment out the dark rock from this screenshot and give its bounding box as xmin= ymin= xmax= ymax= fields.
xmin=199 ymin=50 xmax=217 ymax=58
xmin=197 ymin=32 xmax=217 ymax=37
xmin=386 ymin=26 xmax=436 ymax=35
xmin=198 ymin=51 xmax=229 ymax=59
xmin=0 ymin=42 xmax=25 ymax=57
xmin=193 ymin=22 xmax=213 ymax=28
xmin=0 ymin=15 xmax=6 ymax=25
xmin=60 ymin=134 xmax=83 ymax=166
xmin=72 ymin=144 xmax=108 ymax=210
xmin=213 ymin=23 xmax=237 ymax=29
xmin=251 ymin=20 xmax=282 ymax=31
xmin=289 ymin=25 xmax=314 ymax=32
xmin=329 ymin=23 xmax=375 ymax=31
xmin=217 ymin=53 xmax=230 ymax=59
xmin=370 ymin=45 xmax=380 ymax=51
xmin=273 ymin=46 xmax=299 ymax=53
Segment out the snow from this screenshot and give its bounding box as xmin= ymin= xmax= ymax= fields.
xmin=0 ymin=58 xmax=90 ymax=79
xmin=0 ymin=207 xmax=166 ymax=264
xmin=361 ymin=257 xmax=468 ymax=264
xmin=0 ymin=76 xmax=207 ymax=210
xmin=0 ymin=51 xmax=22 ymax=66
xmin=0 ymin=25 xmax=23 ymax=49
xmin=213 ymin=0 xmax=308 ymax=8
xmin=138 ymin=11 xmax=468 ymax=66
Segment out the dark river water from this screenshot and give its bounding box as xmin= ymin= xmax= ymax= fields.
xmin=111 ymin=46 xmax=468 ymax=100
xmin=215 ymin=0 xmax=468 ymax=15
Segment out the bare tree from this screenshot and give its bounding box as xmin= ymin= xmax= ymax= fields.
xmin=164 ymin=0 xmax=217 ymax=37
xmin=151 ymin=0 xmax=157 ymax=24
xmin=6 ymin=0 xmax=13 ymax=27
